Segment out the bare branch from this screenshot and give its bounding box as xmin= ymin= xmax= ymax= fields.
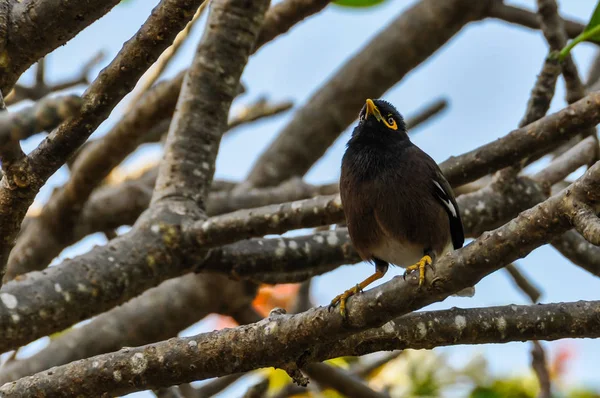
xmin=570 ymin=202 xmax=600 ymax=245
xmin=317 ymin=301 xmax=600 ymax=359
xmin=488 ymin=2 xmax=584 ymax=39
xmin=5 ymin=52 xmax=105 ymax=106
xmin=533 ymin=136 xmax=597 ymax=186
xmin=244 ymin=0 xmax=495 ymax=188
xmin=193 ymin=195 xmax=343 ymax=247
xmin=0 ymin=274 xmax=256 ymax=385
xmin=127 ymin=4 xmax=207 ymax=111
xmin=531 ymin=341 xmax=552 ymax=398
xmin=0 ymin=95 xmax=82 ymax=154
xmin=405 ymin=98 xmax=448 ymax=131
xmin=178 ymin=373 xmax=245 ymax=398
xmin=504 ymin=263 xmax=542 ymax=303
xmin=227 ymin=98 xmax=294 ymax=131
xmin=440 ymin=91 xmax=600 ymax=187
xmin=302 ymin=362 xmax=387 ymax=398
xmin=255 ymin=0 xmax=332 ymax=52
xmin=551 ymin=230 xmax=600 ymax=277
xmin=5 ymin=299 xmax=600 ymax=396
xmin=0 ymin=1 xmax=120 ymax=92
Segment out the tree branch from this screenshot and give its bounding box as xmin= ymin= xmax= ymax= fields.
xmin=4 ymin=299 xmax=600 ymax=396
xmin=4 ymin=52 xmax=105 ymax=106
xmin=439 ymin=91 xmax=600 ymax=187
xmin=488 ymin=2 xmax=584 ymax=39
xmin=0 ymin=0 xmax=119 ymax=92
xmin=551 ymin=230 xmax=600 ymax=277
xmin=0 ymin=274 xmax=256 ymax=385
xmin=0 ymin=95 xmax=82 ymax=155
xmin=302 ymin=362 xmax=386 ymax=398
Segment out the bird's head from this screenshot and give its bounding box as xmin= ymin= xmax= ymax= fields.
xmin=354 ymin=98 xmax=407 ymax=139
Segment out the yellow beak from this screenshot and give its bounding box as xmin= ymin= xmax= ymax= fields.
xmin=365 ymin=99 xmax=382 ymax=122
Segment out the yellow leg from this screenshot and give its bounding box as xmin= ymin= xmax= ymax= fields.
xmin=329 ymin=270 xmax=385 ymax=318
xmin=403 ymin=255 xmax=432 ymax=287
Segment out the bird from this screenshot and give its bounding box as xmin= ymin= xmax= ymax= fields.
xmin=330 ymin=98 xmax=466 ymax=317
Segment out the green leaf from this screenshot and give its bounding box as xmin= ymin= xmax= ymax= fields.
xmin=333 ymin=0 xmax=387 ymax=8
xmin=585 ymin=1 xmax=600 ymax=42
xmin=559 ymin=1 xmax=600 ymax=60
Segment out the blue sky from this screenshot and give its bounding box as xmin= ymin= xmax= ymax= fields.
xmin=11 ymin=0 xmax=600 ymax=396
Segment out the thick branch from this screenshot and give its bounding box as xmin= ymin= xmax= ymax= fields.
xmin=0 ymin=274 xmax=255 ymax=385
xmin=315 ymin=301 xmax=600 ymax=358
xmin=551 ymin=230 xmax=600 ymax=277
xmin=439 ymin=91 xmax=600 ymax=187
xmin=244 ymin=0 xmax=494 ymax=187
xmin=0 ymin=95 xmax=82 ymax=155
xmin=0 ymin=0 xmax=120 ymax=92
xmin=488 ymin=2 xmax=584 ymax=39
xmin=533 ymin=136 xmax=597 ymax=185
xmin=4 ymin=299 xmax=600 ymax=396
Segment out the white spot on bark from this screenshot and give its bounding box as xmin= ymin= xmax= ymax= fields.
xmin=496 ymin=317 xmax=507 ymax=338
xmin=0 ymin=293 xmax=18 ymax=309
xmin=193 ymin=169 xmax=204 ymax=177
xmin=271 ymin=214 xmax=280 ymax=223
xmin=476 ymin=201 xmax=486 ymax=211
xmin=77 ymin=284 xmax=88 ymax=292
xmin=289 ymin=241 xmax=298 ymax=250
xmin=151 ymin=224 xmax=161 ymax=234
xmin=416 ymin=322 xmax=427 ymax=338
xmin=92 ymin=361 xmax=100 ymax=368
xmin=291 ymin=201 xmax=303 ymax=211
xmin=188 ymin=340 xmax=198 ymax=348
xmin=11 ymin=314 xmax=19 ymax=323
xmin=275 ymin=239 xmax=286 ymax=257
xmin=108 ymin=256 xmax=115 ymax=262
xmin=258 ymin=241 xmax=264 ymax=246
xmin=130 ymin=353 xmax=148 ymax=375
xmin=113 ymin=370 xmax=122 ymax=382
xmin=202 ymin=162 xmax=210 ymax=170
xmin=333 ymin=195 xmax=342 ymax=207
xmin=326 ymin=233 xmax=339 ymax=246
xmin=382 ymin=321 xmax=396 ymax=334
xmin=54 ymin=283 xmax=62 ymax=293
xmin=313 ymin=235 xmax=324 ymax=244
xmin=264 ymin=321 xmax=278 ymax=335
xmin=454 ymin=315 xmax=467 ymax=331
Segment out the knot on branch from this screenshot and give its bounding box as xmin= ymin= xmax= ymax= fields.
xmin=280 ymin=361 xmax=309 ymax=387
xmin=570 ymin=201 xmax=600 ymax=246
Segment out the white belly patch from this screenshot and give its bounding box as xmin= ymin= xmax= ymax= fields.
xmin=370 ymin=237 xmax=454 ymax=268
xmin=370 ymin=236 xmax=423 ymax=268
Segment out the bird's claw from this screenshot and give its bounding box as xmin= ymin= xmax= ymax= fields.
xmin=328 ymin=284 xmax=363 ymax=318
xmin=403 ymin=255 xmax=433 ymax=287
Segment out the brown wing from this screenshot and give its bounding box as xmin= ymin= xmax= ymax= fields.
xmin=369 ymin=147 xmax=452 ymax=257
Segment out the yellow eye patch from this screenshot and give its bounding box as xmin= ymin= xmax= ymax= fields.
xmin=383 ymin=114 xmax=398 ymax=130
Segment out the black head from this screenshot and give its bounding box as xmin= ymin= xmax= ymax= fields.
xmin=353 ymin=99 xmax=407 ymax=140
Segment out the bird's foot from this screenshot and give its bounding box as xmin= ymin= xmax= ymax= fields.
xmin=403 ymin=255 xmax=433 ymax=287
xmin=329 ymin=284 xmax=362 ymax=318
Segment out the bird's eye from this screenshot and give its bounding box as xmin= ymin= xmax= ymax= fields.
xmin=359 ymin=113 xmax=364 ymax=121
xmin=387 ymin=117 xmax=394 ymax=125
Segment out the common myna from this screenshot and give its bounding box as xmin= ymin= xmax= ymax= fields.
xmin=330 ymin=98 xmax=467 ymax=317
